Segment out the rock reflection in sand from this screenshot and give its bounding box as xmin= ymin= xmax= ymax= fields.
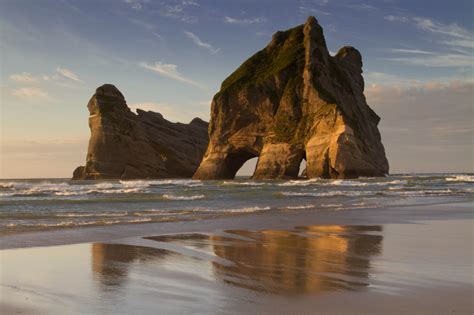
xmin=91 ymin=225 xmax=383 ymax=295
xmin=91 ymin=244 xmax=174 ymax=287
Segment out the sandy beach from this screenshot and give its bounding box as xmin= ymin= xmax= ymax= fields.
xmin=1 ymin=201 xmax=473 ymax=314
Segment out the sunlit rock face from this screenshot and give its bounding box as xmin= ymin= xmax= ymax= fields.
xmin=193 ymin=16 xmax=388 ymax=179
xmin=72 ymin=84 xmax=209 ymax=179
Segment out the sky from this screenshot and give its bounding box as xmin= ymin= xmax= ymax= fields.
xmin=0 ymin=0 xmax=473 ymax=178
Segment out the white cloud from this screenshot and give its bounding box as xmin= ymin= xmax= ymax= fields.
xmin=224 ymin=16 xmax=266 ymax=25
xmin=364 ymin=71 xmax=414 ymax=86
xmin=387 ymin=53 xmax=473 ymax=67
xmin=386 ymin=48 xmax=434 ymax=55
xmin=298 ymin=5 xmax=331 ymax=16
xmin=160 ymin=2 xmax=198 ymax=23
xmin=384 ymin=15 xmax=474 ymax=68
xmin=413 ymin=17 xmax=471 ymax=40
xmin=184 ymin=31 xmax=220 ymax=54
xmin=12 ymin=87 xmax=50 ymax=100
xmin=56 ymin=67 xmax=83 ymax=83
xmin=139 ymin=62 xmax=200 ymax=87
xmin=443 ymin=39 xmax=474 ymax=49
xmin=384 ymin=15 xmax=408 ymax=22
xmin=124 ymin=0 xmax=148 ymax=10
xmin=9 ymin=72 xmax=38 ymax=83
xmin=347 ymin=3 xmax=376 ymax=10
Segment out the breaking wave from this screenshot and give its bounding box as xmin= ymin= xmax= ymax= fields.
xmin=162 ymin=194 xmax=205 ymax=201
xmin=446 ymin=175 xmax=474 ymax=182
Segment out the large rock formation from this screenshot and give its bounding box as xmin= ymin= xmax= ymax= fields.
xmin=193 ymin=16 xmax=388 ymax=180
xmin=73 ymin=84 xmax=209 ymax=180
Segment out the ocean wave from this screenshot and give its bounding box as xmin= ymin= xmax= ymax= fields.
xmin=281 ymin=191 xmax=374 ymax=197
xmin=386 ymin=189 xmax=455 ymax=196
xmin=162 ymin=194 xmax=205 ymax=200
xmin=320 ymin=204 xmax=343 ymax=207
xmin=145 ymin=179 xmax=203 ymax=187
xmin=223 ymin=181 xmax=267 ymax=186
xmin=223 ymin=206 xmax=271 ymax=213
xmin=55 ymin=212 xmax=128 ymax=218
xmin=284 ymin=205 xmax=315 ymax=209
xmin=277 ymin=179 xmax=320 ymax=187
xmin=0 ymin=183 xmax=14 ymax=190
xmin=446 ymin=175 xmax=474 ymax=182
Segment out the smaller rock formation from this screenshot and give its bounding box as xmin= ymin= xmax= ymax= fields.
xmin=73 ymin=84 xmax=209 ymax=180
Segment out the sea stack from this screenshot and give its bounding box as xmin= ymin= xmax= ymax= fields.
xmin=73 ymin=84 xmax=209 ymax=180
xmin=193 ymin=16 xmax=389 ymax=179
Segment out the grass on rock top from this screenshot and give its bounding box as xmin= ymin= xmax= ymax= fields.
xmin=219 ymin=25 xmax=305 ymax=94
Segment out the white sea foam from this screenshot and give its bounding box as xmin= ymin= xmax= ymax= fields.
xmin=223 ymin=181 xmax=267 ymax=186
xmin=278 ymin=179 xmax=320 ymax=186
xmin=127 ymin=218 xmax=153 ymax=223
xmin=162 ymin=194 xmax=205 ymax=200
xmin=55 ymin=212 xmax=128 ymax=218
xmin=281 ymin=190 xmax=373 ymax=197
xmin=223 ymin=206 xmax=271 ymax=213
xmin=284 ymin=205 xmax=315 ymax=209
xmin=446 ymin=175 xmax=474 ymax=182
xmin=127 ymin=179 xmax=204 ymax=187
xmin=320 ymin=204 xmax=343 ymax=208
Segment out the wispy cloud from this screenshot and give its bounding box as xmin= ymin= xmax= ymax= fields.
xmin=56 ymin=67 xmax=83 ymax=83
xmin=384 ymin=15 xmax=474 ymax=67
xmin=346 ymin=3 xmax=377 ymax=11
xmin=386 ymin=48 xmax=435 ymax=55
xmin=127 ymin=18 xmax=162 ymax=40
xmin=387 ymin=54 xmax=473 ymax=67
xmin=384 ymin=15 xmax=408 ymax=22
xmin=224 ymin=16 xmax=266 ymax=25
xmin=184 ymin=31 xmax=219 ymax=54
xmin=413 ymin=17 xmax=471 ymax=40
xmin=12 ymin=87 xmax=51 ymax=100
xmin=124 ymin=0 xmax=148 ymax=10
xmin=298 ymin=5 xmax=331 ymax=16
xmin=443 ymin=39 xmax=474 ymax=49
xmin=139 ymin=62 xmax=200 ymax=87
xmin=9 ymin=72 xmax=38 ymax=83
xmin=160 ymin=2 xmax=198 ymax=23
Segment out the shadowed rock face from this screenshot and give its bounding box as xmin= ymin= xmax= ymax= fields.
xmin=193 ymin=16 xmax=389 ymax=180
xmin=73 ymin=84 xmax=209 ymax=180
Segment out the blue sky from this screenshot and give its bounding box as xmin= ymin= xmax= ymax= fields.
xmin=1 ymin=0 xmax=473 ymax=178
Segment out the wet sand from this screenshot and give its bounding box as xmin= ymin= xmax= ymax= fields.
xmin=1 ymin=202 xmax=473 ymax=314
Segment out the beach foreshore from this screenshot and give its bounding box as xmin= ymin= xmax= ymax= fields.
xmin=1 ymin=201 xmax=473 ymax=314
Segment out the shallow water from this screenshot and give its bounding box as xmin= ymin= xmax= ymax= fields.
xmin=0 ymin=174 xmax=472 ymax=234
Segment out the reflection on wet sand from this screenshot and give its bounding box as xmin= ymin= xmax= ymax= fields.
xmin=210 ymin=225 xmax=383 ymax=294
xmin=91 ymin=243 xmax=173 ymax=287
xmin=91 ymin=225 xmax=383 ymax=295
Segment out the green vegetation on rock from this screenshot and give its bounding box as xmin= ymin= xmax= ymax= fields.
xmin=220 ymin=25 xmax=305 ymax=94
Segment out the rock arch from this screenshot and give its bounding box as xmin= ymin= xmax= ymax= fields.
xmin=193 ymin=16 xmax=388 ymax=180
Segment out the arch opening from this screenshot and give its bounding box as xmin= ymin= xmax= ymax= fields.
xmin=224 ymin=149 xmax=258 ymax=179
xmin=298 ymin=151 xmax=307 ymax=178
xmin=235 ymin=157 xmax=259 ymax=179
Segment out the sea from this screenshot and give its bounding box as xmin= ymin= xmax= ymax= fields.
xmin=0 ymin=174 xmax=472 ymax=235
